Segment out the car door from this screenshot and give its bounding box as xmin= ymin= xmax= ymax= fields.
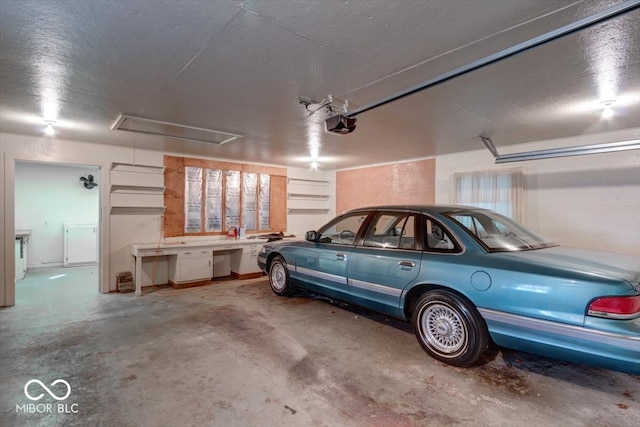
xmin=293 ymin=211 xmax=371 ymax=299
xmin=347 ymin=212 xmax=422 ymax=317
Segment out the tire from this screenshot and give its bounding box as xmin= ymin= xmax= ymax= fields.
xmin=268 ymin=255 xmax=296 ymax=296
xmin=411 ymin=290 xmax=488 ymax=367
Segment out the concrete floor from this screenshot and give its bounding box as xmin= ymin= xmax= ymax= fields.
xmin=1 ymin=267 xmax=638 ymax=427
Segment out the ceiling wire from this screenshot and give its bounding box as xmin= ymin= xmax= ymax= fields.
xmin=342 ymin=0 xmax=640 ymax=118
xmin=335 ymin=1 xmax=585 ymax=101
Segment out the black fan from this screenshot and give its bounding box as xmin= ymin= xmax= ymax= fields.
xmin=80 ymin=174 xmax=98 ymax=189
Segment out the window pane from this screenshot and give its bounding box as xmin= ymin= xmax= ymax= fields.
xmin=400 ymin=216 xmax=416 ymax=249
xmin=259 ymin=174 xmax=270 ymax=230
xmin=364 ymin=213 xmax=416 ymax=250
xmin=184 ymin=167 xmax=202 ymax=233
xmin=425 ymin=218 xmax=456 ymax=251
xmin=225 ymin=170 xmax=241 ymax=231
xmin=243 ymin=173 xmax=258 ymax=230
xmin=318 ymin=212 xmax=368 ymax=246
xmin=205 ymin=169 xmax=223 ymax=232
xmin=447 ymin=211 xmax=555 ymax=252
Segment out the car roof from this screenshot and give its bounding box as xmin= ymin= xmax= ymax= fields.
xmin=342 ymin=204 xmax=487 ymax=215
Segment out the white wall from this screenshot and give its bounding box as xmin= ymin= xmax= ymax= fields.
xmin=435 ymin=128 xmax=640 ymax=257
xmin=15 ymin=162 xmax=99 ymax=268
xmin=1 ymin=132 xmax=337 ymax=306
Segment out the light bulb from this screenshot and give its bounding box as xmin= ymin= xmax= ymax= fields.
xmin=601 ymin=101 xmax=615 ymax=119
xmin=44 ymin=122 xmax=55 ymax=136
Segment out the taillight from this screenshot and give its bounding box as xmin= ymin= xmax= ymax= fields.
xmin=587 ymin=295 xmax=640 ymax=320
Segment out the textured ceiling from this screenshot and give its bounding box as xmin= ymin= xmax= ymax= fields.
xmin=0 ymin=0 xmax=638 ymax=170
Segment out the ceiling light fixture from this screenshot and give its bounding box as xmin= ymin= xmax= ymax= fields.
xmin=44 ymin=121 xmax=55 ymax=136
xmin=601 ymin=100 xmax=615 ymax=118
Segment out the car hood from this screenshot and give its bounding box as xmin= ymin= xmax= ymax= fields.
xmin=495 ymin=246 xmax=640 ymax=284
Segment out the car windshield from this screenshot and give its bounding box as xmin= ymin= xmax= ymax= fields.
xmin=445 ymin=210 xmax=557 ymax=252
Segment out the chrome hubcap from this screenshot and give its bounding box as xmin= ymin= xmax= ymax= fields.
xmin=421 ymin=303 xmax=466 ymax=355
xmin=270 ymin=263 xmax=286 ymax=291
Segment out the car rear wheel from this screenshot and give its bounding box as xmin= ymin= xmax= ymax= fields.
xmin=412 ymin=290 xmax=488 ymax=367
xmin=269 ymin=255 xmax=296 ymax=296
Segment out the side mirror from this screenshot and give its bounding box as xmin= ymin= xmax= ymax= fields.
xmin=305 ymin=231 xmax=318 ymax=242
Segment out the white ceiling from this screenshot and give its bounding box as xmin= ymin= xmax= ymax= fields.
xmin=1 ymin=0 xmax=639 ymax=170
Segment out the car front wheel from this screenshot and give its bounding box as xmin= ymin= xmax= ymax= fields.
xmin=412 ymin=290 xmax=488 ymax=367
xmin=268 ymin=255 xmax=296 ymax=296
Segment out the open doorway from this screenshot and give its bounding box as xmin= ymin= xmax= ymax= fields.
xmin=14 ymin=161 xmax=101 ymax=305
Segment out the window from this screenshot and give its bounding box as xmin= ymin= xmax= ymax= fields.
xmin=318 ymin=212 xmax=369 ymax=246
xmin=424 ymin=218 xmax=457 ymax=252
xmin=454 ymin=168 xmax=523 ymax=221
xmin=163 ymin=155 xmax=287 ymax=237
xmin=363 ymin=213 xmax=416 ymax=250
xmin=446 ymin=210 xmax=555 ymax=252
xmin=211 ymin=170 xmax=272 ymax=233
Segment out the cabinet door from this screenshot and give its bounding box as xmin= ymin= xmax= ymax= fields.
xmin=237 ymin=243 xmax=264 ymax=275
xmin=177 ymin=250 xmax=212 ymax=282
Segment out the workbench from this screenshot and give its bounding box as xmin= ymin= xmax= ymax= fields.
xmin=130 ymin=239 xmax=265 ymax=296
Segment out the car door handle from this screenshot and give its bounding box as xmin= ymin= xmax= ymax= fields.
xmin=336 ymin=253 xmax=348 ymax=261
xmin=398 ymin=261 xmax=416 ymax=268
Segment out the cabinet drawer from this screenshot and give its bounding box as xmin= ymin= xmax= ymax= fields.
xmin=154 ymin=249 xmax=177 ymax=256
xmin=180 ymin=249 xmax=211 ymax=257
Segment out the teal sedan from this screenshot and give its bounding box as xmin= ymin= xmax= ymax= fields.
xmin=257 ymin=206 xmax=640 ymax=374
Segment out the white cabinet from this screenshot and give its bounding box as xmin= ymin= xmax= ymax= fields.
xmin=131 ymin=240 xmax=265 ymax=295
xmin=230 ymin=242 xmax=264 ymax=278
xmin=15 ymin=239 xmax=26 ymax=280
xmin=64 ymin=223 xmax=98 ymax=266
xmin=15 ymin=230 xmax=30 ymax=280
xmin=169 ymin=249 xmax=212 ymax=285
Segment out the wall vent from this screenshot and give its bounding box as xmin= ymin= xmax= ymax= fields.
xmin=112 ymin=114 xmax=243 ymax=145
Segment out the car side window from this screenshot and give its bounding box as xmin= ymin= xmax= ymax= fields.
xmin=364 ymin=213 xmax=417 ymax=250
xmin=318 ymin=212 xmax=368 ymax=245
xmin=455 ymin=215 xmax=489 ymax=238
xmin=425 ymin=218 xmax=457 ymax=252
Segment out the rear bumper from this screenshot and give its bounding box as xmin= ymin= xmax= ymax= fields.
xmin=479 ymin=308 xmax=640 ymax=375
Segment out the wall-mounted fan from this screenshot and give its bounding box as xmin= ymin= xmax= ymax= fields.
xmin=80 ymin=174 xmax=98 ymax=189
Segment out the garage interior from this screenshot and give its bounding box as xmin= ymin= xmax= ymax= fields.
xmin=0 ymin=1 xmax=639 ymax=426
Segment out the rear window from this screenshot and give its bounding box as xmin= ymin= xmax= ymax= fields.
xmin=446 ymin=210 xmax=556 ymax=252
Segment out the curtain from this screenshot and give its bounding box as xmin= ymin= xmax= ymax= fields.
xmin=454 ymin=168 xmax=523 ymax=221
